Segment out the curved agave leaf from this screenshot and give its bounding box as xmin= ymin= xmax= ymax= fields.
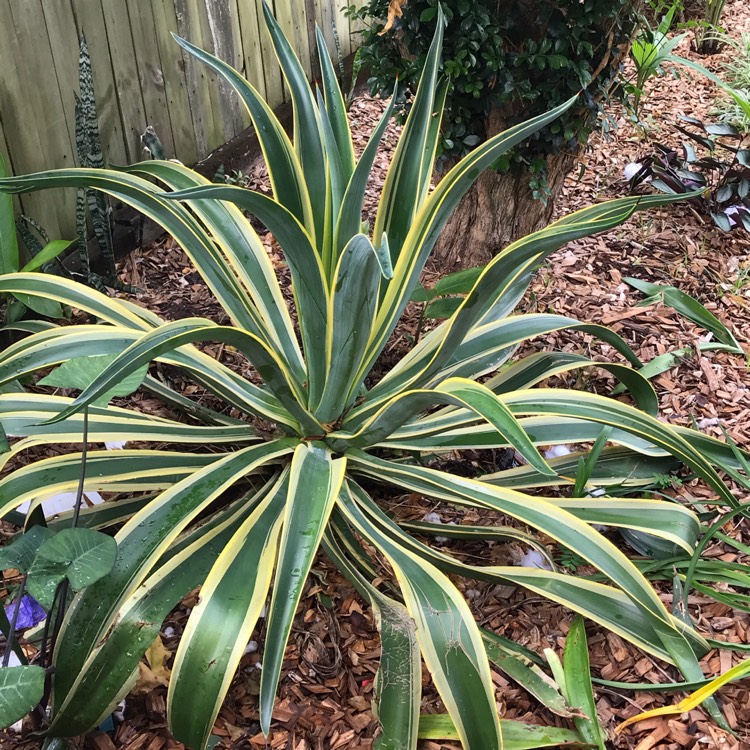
xmin=259 ymin=443 xmax=347 ymax=733
xmin=481 ymin=445 xmax=679 ymax=490
xmin=51 ymin=439 xmax=295 ymax=708
xmin=47 ymin=479 xmax=279 ymax=735
xmin=334 ymin=86 xmax=397 ymax=263
xmin=169 ymin=472 xmax=289 ymax=748
xmin=362 ymin=193 xmax=691 ymax=407
xmin=322 ymin=531 xmax=420 ymax=750
xmin=170 ymin=33 xmax=311 ymax=229
xmin=361 ymin=95 xmax=581 ymax=385
xmin=372 ymin=15 xmax=445 ymax=264
xmin=0 ymin=171 xmax=262 ymax=334
xmin=124 ymin=160 xmax=304 ymax=381
xmin=314 ymin=235 xmax=383 ymax=422
xmin=500 ymin=390 xmax=737 ymax=508
xmin=349 ymin=451 xmax=676 ymax=623
xmin=262 ymin=1 xmax=327 ymax=248
xmin=350 ymin=486 xmax=707 ymax=661
xmin=0 ymin=276 xmax=288 ymax=423
xmin=0 ymin=450 xmax=217 ymax=517
xmin=42 ymin=318 xmax=319 ymax=435
xmin=351 ymin=314 xmax=651 ymax=423
xmin=340 ymin=483 xmax=503 ymax=750
xmin=333 ymin=377 xmax=552 ymax=476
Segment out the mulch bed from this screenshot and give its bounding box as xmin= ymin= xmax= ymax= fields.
xmin=5 ymin=1 xmax=750 ymax=748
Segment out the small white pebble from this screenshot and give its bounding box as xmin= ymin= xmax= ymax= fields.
xmin=423 ymin=511 xmax=442 ymax=524
xmin=162 ymin=626 xmax=175 ymax=637
xmin=105 ymin=440 xmax=128 ymax=450
xmin=113 ymin=699 xmax=126 ymax=722
xmin=697 ymin=417 xmax=720 ymax=429
xmin=623 ymin=162 xmax=643 ymax=180
xmin=543 ymin=444 xmax=572 ymax=459
xmin=244 ymin=640 xmax=258 ymax=655
xmin=517 ymin=548 xmax=552 ymax=570
xmin=465 ymin=588 xmax=482 ymax=600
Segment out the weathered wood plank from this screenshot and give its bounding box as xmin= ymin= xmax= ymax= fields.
xmin=124 ymin=0 xmax=177 ymax=159
xmin=0 ymin=0 xmax=69 ymax=238
xmin=334 ymin=0 xmax=352 ymax=59
xmin=274 ymin=0 xmax=313 ymax=79
xmin=69 ymin=0 xmax=129 ymax=168
xmin=235 ymin=0 xmax=267 ymax=100
xmin=100 ymin=1 xmax=148 ymax=163
xmin=256 ymin=0 xmax=285 ymax=105
xmin=195 ymin=0 xmax=245 ymax=144
xmin=151 ymin=0 xmax=200 ymax=164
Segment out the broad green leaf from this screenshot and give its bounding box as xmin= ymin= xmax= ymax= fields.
xmin=19 ymin=240 xmax=73 ymax=272
xmin=259 ymin=443 xmax=346 ymax=734
xmin=38 ymin=354 xmax=148 ymax=407
xmin=0 ymin=665 xmax=44 ymax=729
xmin=13 ymin=292 xmax=64 ymax=319
xmin=27 ymin=528 xmax=117 ymax=608
xmin=0 ymin=526 xmax=55 ymax=571
xmin=262 ymin=2 xmax=326 ymax=247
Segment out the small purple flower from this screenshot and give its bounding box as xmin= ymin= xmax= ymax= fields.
xmin=4 ymin=595 xmax=47 ymax=630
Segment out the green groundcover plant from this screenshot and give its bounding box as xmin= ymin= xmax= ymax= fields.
xmin=0 ymin=5 xmax=746 ymax=749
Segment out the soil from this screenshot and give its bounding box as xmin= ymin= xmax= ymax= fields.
xmin=4 ymin=1 xmax=750 ymax=748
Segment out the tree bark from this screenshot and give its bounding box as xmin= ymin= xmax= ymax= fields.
xmin=432 ymin=148 xmax=577 ymax=271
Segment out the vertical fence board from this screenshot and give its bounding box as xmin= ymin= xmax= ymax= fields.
xmin=0 ymin=0 xmax=66 ymax=238
xmin=236 ymin=0 xmax=267 ymax=101
xmin=69 ymin=0 xmax=129 ymax=168
xmin=124 ymin=0 xmax=177 ymax=159
xmin=256 ymin=0 xmax=284 ymax=104
xmin=100 ymin=1 xmax=148 ymax=163
xmin=151 ymin=0 xmax=200 ymax=164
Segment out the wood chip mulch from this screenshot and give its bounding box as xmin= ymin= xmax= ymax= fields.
xmin=5 ymin=2 xmax=750 ymax=748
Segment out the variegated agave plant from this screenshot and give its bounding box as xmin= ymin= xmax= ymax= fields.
xmin=0 ymin=5 xmax=743 ymax=749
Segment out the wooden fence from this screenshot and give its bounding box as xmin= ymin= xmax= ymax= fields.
xmin=0 ymin=0 xmax=364 ymax=238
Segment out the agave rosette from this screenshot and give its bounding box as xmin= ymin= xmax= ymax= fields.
xmin=0 ymin=6 xmax=741 ymax=749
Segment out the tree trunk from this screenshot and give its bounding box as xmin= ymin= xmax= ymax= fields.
xmin=432 ymin=148 xmax=577 ymax=271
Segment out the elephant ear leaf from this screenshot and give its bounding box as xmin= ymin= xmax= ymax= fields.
xmin=0 ymin=665 xmax=45 ymax=729
xmin=26 ymin=528 xmax=118 ymax=608
xmin=38 ymin=354 xmax=148 ymax=407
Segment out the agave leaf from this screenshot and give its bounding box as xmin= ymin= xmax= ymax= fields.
xmin=315 ymin=235 xmax=384 ymax=422
xmin=0 ymin=152 xmax=19 ymax=275
xmin=340 ymin=483 xmax=503 ymax=750
xmin=262 ymin=2 xmax=327 ymax=248
xmin=170 ymin=33 xmax=311 ymax=229
xmin=169 ymin=473 xmax=288 ymax=749
xmin=323 ymin=532 xmax=420 ymax=750
xmin=47 ymin=480 xmax=276 ymax=735
xmin=124 ymin=161 xmax=304 ymax=381
xmin=259 ymin=443 xmax=346 ymax=734
xmin=51 ymin=440 xmax=295 ymax=709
